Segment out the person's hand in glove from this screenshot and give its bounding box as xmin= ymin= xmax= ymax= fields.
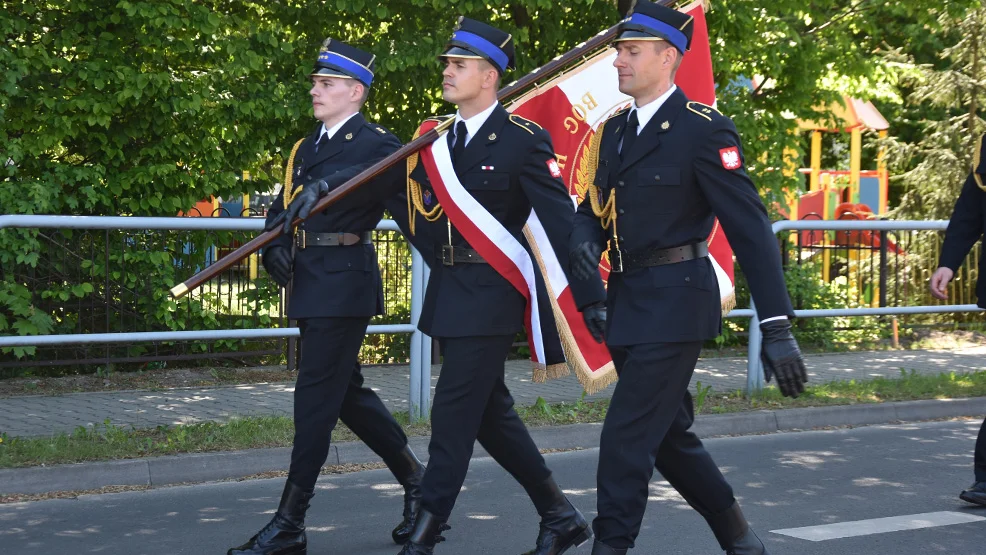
xmin=582 ymin=301 xmax=607 ymax=343
xmin=265 ymin=179 xmax=330 ymax=236
xmin=262 ymin=246 xmax=293 ymax=288
xmin=570 ymin=241 xmax=603 ymax=281
xmin=760 ymin=318 xmax=809 ymax=398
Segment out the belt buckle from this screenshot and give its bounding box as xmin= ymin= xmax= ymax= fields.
xmin=441 ymin=245 xmax=455 ymax=266
xmin=608 ymin=247 xmax=623 ymax=273
xmin=295 ymin=229 xmax=306 ymax=249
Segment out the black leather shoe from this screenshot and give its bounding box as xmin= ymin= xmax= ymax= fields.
xmin=522 ymin=475 xmax=593 ymax=555
xmin=228 ymin=480 xmax=314 ymax=555
xmin=397 ymin=509 xmax=447 ymax=555
xmin=589 ymin=540 xmax=627 ymax=555
xmin=384 ymin=445 xmax=427 ymax=544
xmin=705 ymin=502 xmax=768 ymax=555
xmin=960 ymin=481 xmax=986 ymax=506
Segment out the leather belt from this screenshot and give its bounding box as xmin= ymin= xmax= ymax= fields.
xmin=437 ymin=245 xmax=488 ymax=266
xmin=608 ymin=241 xmax=708 ymax=273
xmin=295 ymin=231 xmax=372 ymax=249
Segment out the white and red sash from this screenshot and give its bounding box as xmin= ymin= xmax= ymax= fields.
xmin=417 ymin=119 xmax=616 ymax=393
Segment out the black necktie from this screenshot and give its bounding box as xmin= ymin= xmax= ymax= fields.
xmin=620 ymin=110 xmax=638 ymax=161
xmin=315 ymin=131 xmax=328 ymax=153
xmin=450 ymin=121 xmax=468 ymax=164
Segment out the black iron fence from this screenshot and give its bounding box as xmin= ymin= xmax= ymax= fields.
xmin=0 ymin=218 xmax=414 ymax=377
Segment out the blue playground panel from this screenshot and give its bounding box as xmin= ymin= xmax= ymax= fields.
xmin=859 ymin=176 xmax=882 ymax=215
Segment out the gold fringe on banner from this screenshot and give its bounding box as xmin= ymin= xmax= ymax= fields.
xmin=523 ymin=227 xmax=617 ymax=395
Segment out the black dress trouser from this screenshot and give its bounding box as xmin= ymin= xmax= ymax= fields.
xmin=420 ymin=334 xmax=553 ymax=520
xmin=288 ymin=317 xmax=409 ymax=491
xmin=976 ymin=418 xmax=986 ymax=482
xmin=594 ymin=341 xmax=736 ymax=549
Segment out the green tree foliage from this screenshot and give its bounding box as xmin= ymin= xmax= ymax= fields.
xmin=707 ymin=0 xmax=972 ymax=205
xmin=881 ymin=6 xmax=986 ymax=220
xmin=3 ymin=0 xmax=983 ymax=361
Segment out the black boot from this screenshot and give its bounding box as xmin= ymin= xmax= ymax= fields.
xmin=521 ymin=475 xmax=593 ymax=555
xmin=960 ymin=481 xmax=986 ymax=506
xmin=384 ymin=445 xmax=427 ymax=544
xmin=397 ymin=509 xmax=448 ymax=555
xmin=589 ymin=540 xmax=627 ymax=555
xmin=705 ymin=502 xmax=768 ymax=555
xmin=228 ymin=480 xmax=314 ymax=555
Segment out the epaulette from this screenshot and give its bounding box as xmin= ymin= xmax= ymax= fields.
xmin=509 ymin=114 xmax=541 ymax=135
xmin=685 ymin=101 xmax=721 ymax=122
xmin=605 ymin=107 xmax=630 ymax=122
xmin=368 ymin=122 xmax=392 ymax=135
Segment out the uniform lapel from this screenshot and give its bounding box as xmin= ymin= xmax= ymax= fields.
xmin=455 ymin=104 xmax=506 ymax=173
xmin=605 ymin=110 xmax=630 ymax=185
xmin=311 ymin=113 xmax=365 ymax=168
xmin=619 ymin=88 xmax=688 ymax=171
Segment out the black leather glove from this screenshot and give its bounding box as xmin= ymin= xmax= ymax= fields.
xmin=570 ymin=241 xmax=603 ymax=281
xmin=262 ymin=245 xmax=293 ymax=288
xmin=582 ymin=301 xmax=607 ymax=343
xmin=265 ymin=180 xmax=330 ymax=236
xmin=760 ymin=318 xmax=809 ymax=398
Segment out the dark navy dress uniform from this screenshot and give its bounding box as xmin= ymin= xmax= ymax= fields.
xmin=938 ymin=134 xmax=986 ymax=505
xmin=230 ymin=39 xmax=425 ymax=555
xmin=571 ymin=3 xmax=798 ymax=554
xmin=393 ymin=17 xmax=605 ymax=555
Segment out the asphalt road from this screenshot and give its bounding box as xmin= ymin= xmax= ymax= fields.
xmin=2 ymin=419 xmax=985 ymax=554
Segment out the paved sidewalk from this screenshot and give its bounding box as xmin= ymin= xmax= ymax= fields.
xmin=1 ymin=347 xmax=985 ymax=438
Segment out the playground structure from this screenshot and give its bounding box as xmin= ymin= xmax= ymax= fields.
xmin=177 ymin=172 xmax=271 ymax=278
xmin=780 ymin=96 xmax=903 ymax=307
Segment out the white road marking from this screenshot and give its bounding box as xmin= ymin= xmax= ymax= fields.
xmin=771 ymin=511 xmax=986 ymax=541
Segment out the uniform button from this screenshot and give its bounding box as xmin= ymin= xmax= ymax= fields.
xmin=483 ymin=180 xmax=489 ymax=185
xmin=618 ymin=208 xmax=625 ymax=215
xmin=654 ymin=175 xmax=661 ymax=181
xmin=618 ymin=235 xmax=625 ymax=241
xmin=618 ymin=180 xmax=625 ymax=187
xmin=685 ymin=276 xmax=691 ymax=282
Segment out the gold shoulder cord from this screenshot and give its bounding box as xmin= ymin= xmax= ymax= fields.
xmin=584 ymin=122 xmax=617 ymax=231
xmin=406 ymin=125 xmax=445 ymax=235
xmin=281 ymin=138 xmax=306 ymax=208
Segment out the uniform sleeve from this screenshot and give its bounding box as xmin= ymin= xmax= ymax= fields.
xmin=939 ymin=173 xmax=985 ymax=271
xmin=264 ymin=162 xmax=296 ymax=252
xmin=693 ymin=118 xmax=794 ymax=320
xmin=316 ymin=132 xmax=405 ymax=211
xmin=572 ymin=191 xmax=607 ymax=252
xmin=382 ymin=175 xmax=437 ymax=266
xmin=519 ymin=129 xmax=606 ymax=309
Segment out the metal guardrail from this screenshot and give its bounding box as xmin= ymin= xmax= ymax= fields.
xmin=2 ymin=216 xmax=983 ymax=408
xmin=0 ymin=215 xmax=434 ymax=420
xmin=734 ymin=220 xmax=985 ymax=394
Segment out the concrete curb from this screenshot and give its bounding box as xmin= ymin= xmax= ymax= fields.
xmin=3 ymin=397 xmax=984 ymax=496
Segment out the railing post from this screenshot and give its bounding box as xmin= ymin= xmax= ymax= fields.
xmin=746 ymin=298 xmax=764 ymax=396
xmin=418 ymin=264 xmax=433 ymax=421
xmin=409 ymin=247 xmax=424 ymax=422
xmin=879 ymin=228 xmax=888 ymax=307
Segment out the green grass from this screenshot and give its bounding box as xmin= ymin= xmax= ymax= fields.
xmin=2 ymin=369 xmax=985 ymax=469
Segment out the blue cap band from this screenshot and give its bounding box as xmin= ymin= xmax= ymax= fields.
xmin=449 ymin=31 xmax=509 ymax=72
xmin=626 ymin=12 xmax=688 ymax=53
xmin=316 ymin=51 xmax=374 ymax=85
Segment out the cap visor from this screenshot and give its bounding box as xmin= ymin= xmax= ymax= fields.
xmin=613 ymin=29 xmax=671 ymax=42
xmin=310 ymin=67 xmax=355 ymax=79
